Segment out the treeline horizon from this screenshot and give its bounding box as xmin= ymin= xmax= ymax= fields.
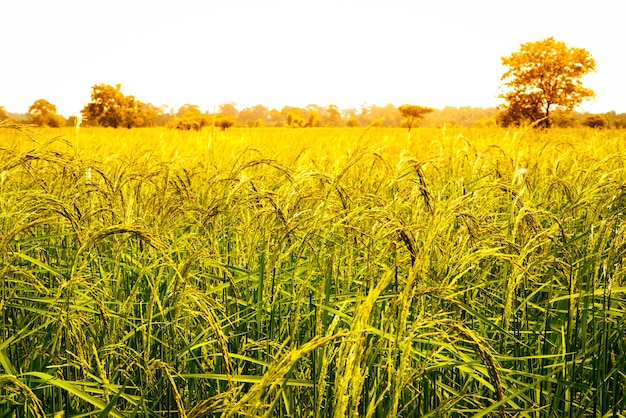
xmin=3 ymin=99 xmax=626 ymax=129
xmin=1 ymin=99 xmax=500 ymax=129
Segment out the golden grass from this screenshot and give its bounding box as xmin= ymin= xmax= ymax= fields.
xmin=1 ymin=123 xmax=625 ymax=416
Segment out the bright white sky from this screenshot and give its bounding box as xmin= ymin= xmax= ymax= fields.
xmin=1 ymin=0 xmax=624 ymax=117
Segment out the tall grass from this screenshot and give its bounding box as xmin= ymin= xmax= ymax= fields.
xmin=0 ymin=123 xmax=625 ymax=416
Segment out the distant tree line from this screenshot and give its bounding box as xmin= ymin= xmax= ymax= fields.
xmin=2 ymin=75 xmax=625 ymax=130
xmin=0 ymin=85 xmax=436 ymax=130
xmin=0 ymin=38 xmax=616 ymax=130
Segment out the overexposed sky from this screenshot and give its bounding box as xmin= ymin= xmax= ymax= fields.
xmin=1 ymin=0 xmax=624 ymax=117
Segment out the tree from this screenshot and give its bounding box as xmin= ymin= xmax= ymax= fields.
xmin=135 ymin=103 xmax=161 ymax=127
xmin=422 ymin=106 xmax=499 ymax=128
xmin=304 ymin=105 xmax=323 ymax=127
xmin=305 ymin=110 xmax=320 ymax=127
xmin=81 ymin=84 xmax=153 ymax=128
xmin=167 ymin=104 xmax=209 ymax=131
xmin=28 ymin=99 xmax=65 ymax=127
xmin=342 ymin=108 xmax=359 ymax=126
xmin=282 ymin=106 xmax=304 ymax=128
xmin=82 ymin=84 xmax=125 ymax=127
xmin=215 ymin=116 xmax=236 ymax=130
xmin=549 ymin=109 xmax=577 ymax=128
xmin=499 ymin=37 xmax=596 ymax=128
xmin=398 ymin=104 xmax=434 ymax=132
xmin=604 ymin=111 xmax=626 ymax=129
xmin=238 ymin=105 xmax=269 ymax=127
xmin=219 ymin=103 xmax=239 ymax=118
xmin=496 ymin=93 xmax=545 ymax=127
xmin=323 ymin=104 xmax=343 ymax=127
xmin=119 ymin=95 xmax=142 ymax=128
xmin=268 ymin=109 xmax=283 ymax=127
xmin=582 ymin=114 xmax=608 ymax=129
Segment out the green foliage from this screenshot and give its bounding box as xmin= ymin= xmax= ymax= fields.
xmin=499 ymin=37 xmax=596 ymax=127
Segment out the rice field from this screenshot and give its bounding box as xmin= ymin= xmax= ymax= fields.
xmin=1 ymin=121 xmax=625 ymax=417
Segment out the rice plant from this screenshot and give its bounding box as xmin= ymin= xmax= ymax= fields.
xmin=0 ymin=124 xmax=624 ymax=416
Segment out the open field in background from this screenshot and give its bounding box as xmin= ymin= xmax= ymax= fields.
xmin=1 ymin=123 xmax=625 ymax=417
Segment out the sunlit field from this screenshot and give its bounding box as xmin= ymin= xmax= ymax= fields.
xmin=1 ymin=122 xmax=625 ymax=417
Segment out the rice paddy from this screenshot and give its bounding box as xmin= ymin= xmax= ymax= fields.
xmin=1 ymin=122 xmax=625 ymax=417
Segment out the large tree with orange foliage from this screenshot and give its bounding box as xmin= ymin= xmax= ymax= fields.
xmin=498 ymin=37 xmax=596 ymax=128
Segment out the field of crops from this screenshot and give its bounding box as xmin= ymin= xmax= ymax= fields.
xmin=1 ymin=121 xmax=625 ymax=417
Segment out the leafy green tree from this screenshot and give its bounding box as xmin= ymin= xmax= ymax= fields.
xmin=398 ymin=104 xmax=435 ymax=132
xmin=499 ymin=37 xmax=596 ymax=127
xmin=28 ymin=99 xmax=65 ymax=127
